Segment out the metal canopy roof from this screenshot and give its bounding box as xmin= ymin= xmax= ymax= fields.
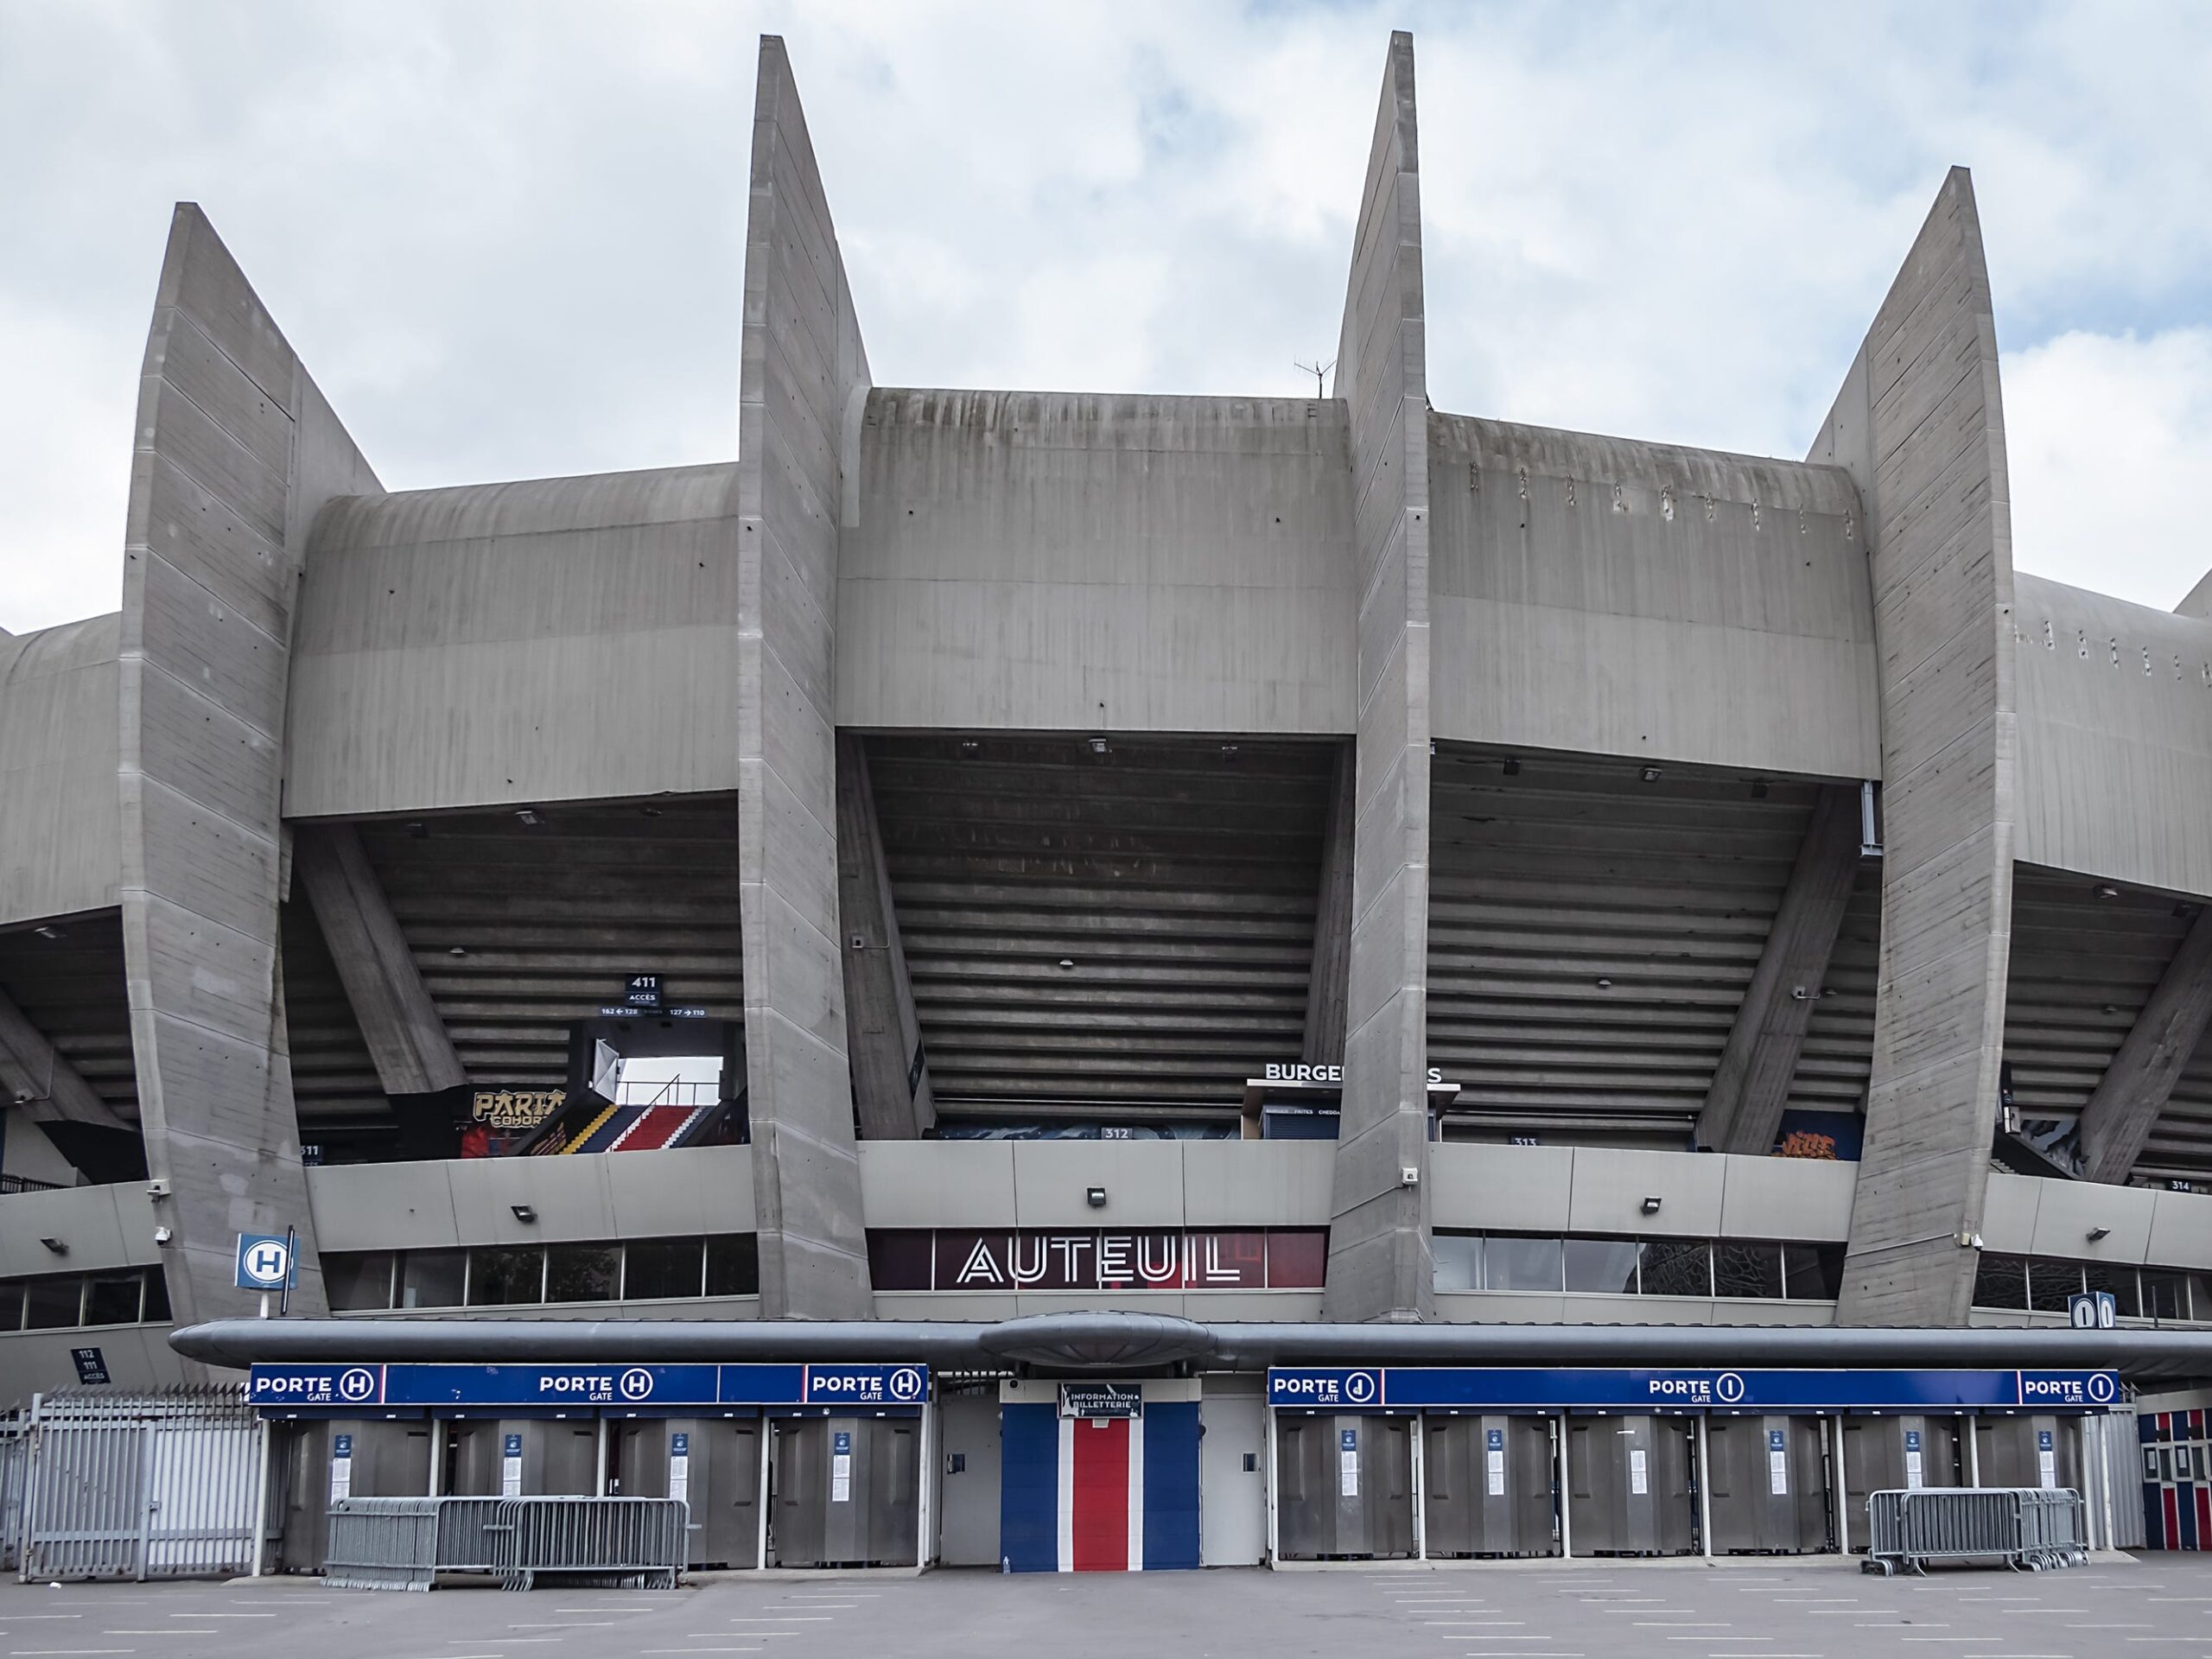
xmin=173 ymin=1311 xmax=2212 ymax=1384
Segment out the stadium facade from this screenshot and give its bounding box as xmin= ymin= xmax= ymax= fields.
xmin=3 ymin=32 xmax=2212 ymax=1567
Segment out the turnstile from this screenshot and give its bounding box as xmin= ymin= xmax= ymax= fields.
xmin=1274 ymin=1414 xmax=1415 ymax=1560
xmin=1566 ymin=1414 xmax=1698 ymax=1555
xmin=275 ymin=1419 xmax=431 ymax=1573
xmin=772 ymin=1415 xmax=919 ymax=1567
xmin=447 ymin=1419 xmax=601 ymax=1497
xmin=1974 ymin=1415 xmax=2081 ymax=1493
xmin=1422 ymin=1415 xmax=1556 ymax=1557
xmin=1841 ymin=1415 xmax=1963 ymax=1549
xmin=1706 ymin=1415 xmax=1830 ymax=1554
xmin=615 ymin=1419 xmax=763 ymax=1568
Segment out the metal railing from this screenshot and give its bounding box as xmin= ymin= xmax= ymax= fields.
xmin=1864 ymin=1487 xmax=2088 ymax=1575
xmin=324 ymin=1496 xmax=688 ymax=1592
xmin=16 ymin=1388 xmax=262 ymax=1582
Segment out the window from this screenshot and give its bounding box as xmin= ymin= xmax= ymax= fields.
xmin=400 ymin=1250 xmax=466 ymax=1309
xmin=1973 ymin=1252 xmax=2030 ymax=1311
xmin=0 ymin=1285 xmax=22 ymax=1333
xmin=705 ymin=1235 xmax=760 ymax=1298
xmin=1713 ymin=1241 xmax=1787 ymax=1300
xmin=2144 ymin=1268 xmax=2192 ymax=1322
xmin=467 ymin=1247 xmax=544 ymax=1306
xmin=546 ymin=1244 xmax=620 ymax=1304
xmin=24 ymin=1278 xmax=79 ymax=1330
xmin=142 ymin=1269 xmax=168 ymax=1323
xmin=2082 ymin=1261 xmax=2141 ymax=1319
xmin=1783 ymin=1243 xmax=1847 ymax=1301
xmin=325 ymin=1253 xmax=396 ymax=1313
xmin=1564 ymin=1237 xmax=1641 ymax=1295
xmin=2029 ymin=1260 xmax=2084 ymax=1314
xmin=1637 ymin=1238 xmax=1712 ymax=1299
xmin=1432 ymin=1234 xmax=1482 ymax=1292
xmin=624 ymin=1238 xmax=705 ymax=1300
xmin=81 ymin=1275 xmax=143 ymax=1326
xmin=1484 ymin=1236 xmax=1564 ymax=1293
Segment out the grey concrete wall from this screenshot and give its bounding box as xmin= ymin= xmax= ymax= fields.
xmin=2015 ymin=573 xmax=2212 ymax=898
xmin=306 ymin=1145 xmax=756 ymax=1252
xmin=1978 ymin=1170 xmax=2212 ymax=1272
xmin=1809 ymin=170 xmax=2018 ymax=1325
xmin=1428 ymin=417 xmax=1880 ymax=779
xmin=735 ymin=36 xmax=873 ymax=1318
xmin=288 ymin=465 xmax=746 ymax=817
xmin=118 ymin=205 xmax=380 ymax=1331
xmin=855 ymin=1140 xmax=1333 ymax=1230
xmin=0 ymin=617 xmax=122 ymax=927
xmin=1325 ymin=31 xmax=1435 ymax=1323
xmin=1428 ymin=1142 xmax=1858 ymax=1241
xmin=838 ymin=391 xmax=1355 ymax=734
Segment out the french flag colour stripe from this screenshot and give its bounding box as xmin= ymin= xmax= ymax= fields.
xmin=999 ymin=1398 xmax=1199 ymax=1571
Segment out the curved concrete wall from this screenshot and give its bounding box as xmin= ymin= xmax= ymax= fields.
xmin=1428 ymin=416 xmax=1880 ymax=779
xmin=839 ymin=389 xmax=1355 ymax=735
xmin=288 ymin=464 xmax=745 ymax=817
xmin=2015 ymin=573 xmax=2212 ymax=898
xmin=0 ymin=615 xmax=120 ymax=926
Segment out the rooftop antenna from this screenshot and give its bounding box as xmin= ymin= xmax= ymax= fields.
xmin=1294 ymin=357 xmax=1336 ymax=398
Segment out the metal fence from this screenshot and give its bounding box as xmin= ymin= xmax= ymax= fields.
xmin=1865 ymin=1487 xmax=2088 ymax=1575
xmin=17 ymin=1388 xmax=263 ymax=1582
xmin=325 ymin=1496 xmax=688 ymax=1592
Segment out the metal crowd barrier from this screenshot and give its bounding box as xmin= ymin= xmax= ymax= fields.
xmin=1863 ymin=1488 xmax=2088 ymax=1575
xmin=324 ymin=1497 xmax=688 ymax=1592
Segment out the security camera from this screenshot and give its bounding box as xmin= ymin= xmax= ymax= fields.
xmin=152 ymin=1226 xmax=173 ymax=1245
xmin=145 ymin=1179 xmax=171 ymax=1199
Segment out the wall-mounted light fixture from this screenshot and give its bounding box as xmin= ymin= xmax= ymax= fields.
xmin=1641 ymin=766 xmax=1662 ymax=782
xmin=511 ymin=1205 xmax=537 ymax=1224
xmin=516 ymin=809 xmax=542 ymax=827
xmin=1640 ymin=1196 xmax=1662 ymax=1216
xmin=38 ymin=1237 xmax=67 ymax=1255
xmin=2094 ymin=884 xmax=2120 ymax=899
xmin=32 ymin=925 xmax=63 ymax=941
xmin=1086 ymin=1187 xmax=1107 ymax=1209
xmin=1089 ymin=736 xmax=1109 ymax=757
xmin=2086 ymin=1225 xmax=2111 ymax=1243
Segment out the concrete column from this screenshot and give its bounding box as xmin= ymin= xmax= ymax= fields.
xmin=1808 ymin=169 xmax=2019 ymax=1326
xmin=734 ymin=36 xmax=874 ymax=1318
xmin=0 ymin=985 xmax=124 ymax=1128
xmin=293 ymin=823 xmax=466 ymax=1098
xmin=118 ymin=205 xmax=380 ymax=1329
xmin=836 ymin=734 xmax=934 ymax=1140
xmin=1696 ymin=785 xmax=1863 ymax=1154
xmin=2077 ymin=909 xmax=2212 ymax=1184
xmin=1300 ymin=738 xmax=1356 ymax=1066
xmin=1322 ymin=31 xmax=1436 ymax=1325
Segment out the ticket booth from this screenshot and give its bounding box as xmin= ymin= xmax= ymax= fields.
xmin=1974 ymin=1414 xmax=2080 ymax=1492
xmin=770 ymin=1414 xmax=920 ymax=1567
xmin=1422 ymin=1414 xmax=1556 ymax=1557
xmin=612 ymin=1416 xmax=762 ymax=1568
xmin=998 ymin=1379 xmax=1203 ymax=1572
xmin=268 ymin=1414 xmax=432 ymax=1573
xmin=1567 ymin=1414 xmax=1700 ymax=1556
xmin=1840 ymin=1415 xmax=1962 ymax=1549
xmin=1274 ymin=1413 xmax=1416 ymax=1560
xmin=1705 ymin=1415 xmax=1831 ymax=1554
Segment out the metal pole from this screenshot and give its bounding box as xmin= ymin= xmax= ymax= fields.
xmin=1966 ymin=1416 xmax=1981 ymax=1488
xmin=2079 ymin=1416 xmax=2099 ymax=1551
xmin=1832 ymin=1415 xmax=1850 ymax=1555
xmin=1410 ymin=1414 xmax=1427 ymax=1562
xmin=1262 ymin=1405 xmax=1279 ymax=1566
xmin=429 ymin=1419 xmax=446 ymax=1497
xmin=594 ymin=1417 xmax=610 ymax=1496
xmin=16 ymin=1394 xmax=39 ymax=1586
xmin=2101 ymin=1414 xmax=2119 ymax=1550
xmin=249 ymin=1416 xmax=272 ymax=1578
xmin=756 ymin=1419 xmax=772 ymax=1570
xmin=1695 ymin=1415 xmax=1714 ymax=1562
xmin=917 ymin=1400 xmax=934 ymax=1569
xmin=1556 ymin=1413 xmax=1572 ymax=1559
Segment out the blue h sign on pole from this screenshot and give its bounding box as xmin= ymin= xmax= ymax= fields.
xmin=235 ymin=1234 xmax=296 ymax=1291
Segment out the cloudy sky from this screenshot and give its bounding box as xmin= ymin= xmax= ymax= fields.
xmin=2 ymin=0 xmax=2208 ymax=632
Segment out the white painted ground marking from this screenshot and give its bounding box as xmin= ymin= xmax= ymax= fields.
xmin=10 ymin=1650 xmax=136 ymax=1656
xmin=1425 ymin=1620 xmax=1523 ymax=1627
xmin=1634 ymin=1624 xmax=1729 ymax=1629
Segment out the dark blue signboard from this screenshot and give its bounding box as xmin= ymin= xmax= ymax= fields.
xmin=1267 ymin=1367 xmax=2122 ymax=1414
xmin=248 ymin=1361 xmax=930 ymax=1411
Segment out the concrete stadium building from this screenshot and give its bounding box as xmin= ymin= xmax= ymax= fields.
xmin=4 ymin=33 xmax=2212 ymax=1570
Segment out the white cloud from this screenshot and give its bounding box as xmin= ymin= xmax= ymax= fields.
xmin=2005 ymin=327 xmax=2212 ymax=611
xmin=0 ymin=0 xmax=2207 ymax=632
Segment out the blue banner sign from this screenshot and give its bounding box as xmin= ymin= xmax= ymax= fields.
xmin=248 ymin=1361 xmax=930 ymax=1410
xmin=1267 ymin=1367 xmax=2122 ymax=1413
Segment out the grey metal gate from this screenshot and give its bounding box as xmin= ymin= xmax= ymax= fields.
xmin=19 ymin=1388 xmax=264 ymax=1581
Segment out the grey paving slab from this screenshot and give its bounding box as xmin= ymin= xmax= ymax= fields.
xmin=0 ymin=1554 xmax=2205 ymax=1659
